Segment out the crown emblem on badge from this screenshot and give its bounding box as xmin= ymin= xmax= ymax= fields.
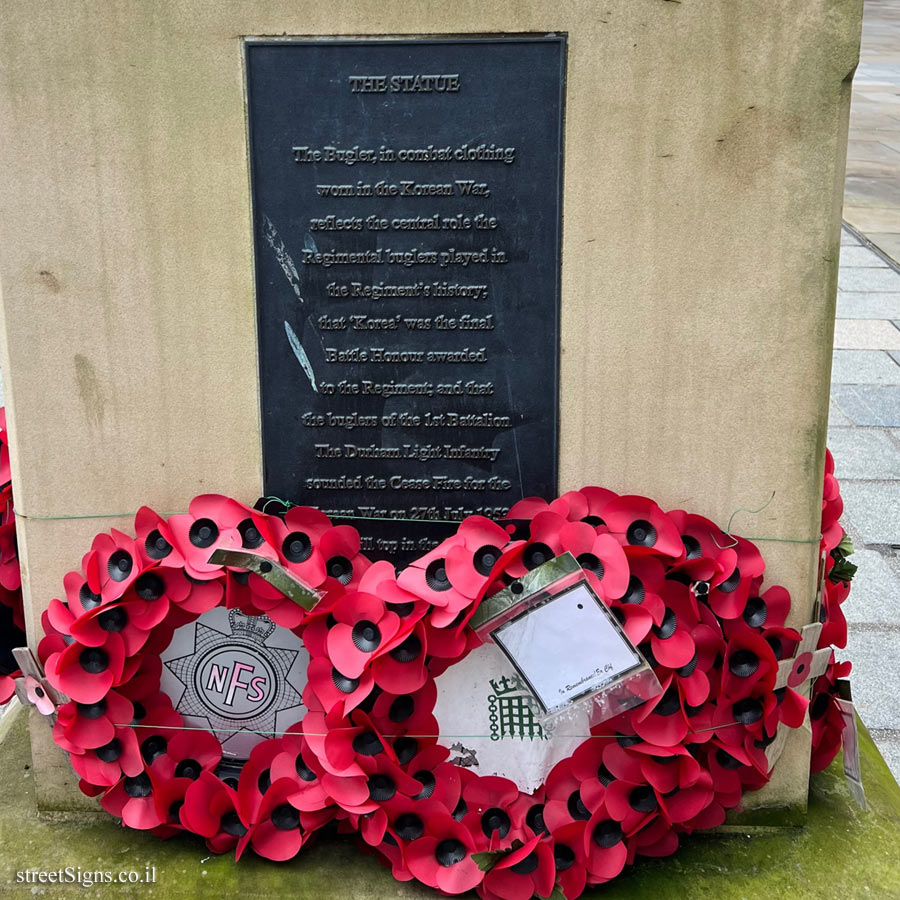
xmin=228 ymin=610 xmax=276 ymax=643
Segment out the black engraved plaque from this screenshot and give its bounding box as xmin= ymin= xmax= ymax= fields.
xmin=246 ymin=37 xmax=565 ymax=563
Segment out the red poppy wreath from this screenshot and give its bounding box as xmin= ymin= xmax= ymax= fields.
xmin=36 ymin=461 xmax=853 ymax=900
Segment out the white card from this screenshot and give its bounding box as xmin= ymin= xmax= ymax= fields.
xmin=492 ymin=581 xmax=643 ymax=714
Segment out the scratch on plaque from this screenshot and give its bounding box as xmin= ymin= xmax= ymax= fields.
xmin=284 ymin=320 xmax=318 ymax=393
xmin=448 ymin=742 xmax=479 ymax=769
xmin=263 ymin=214 xmax=304 ymax=303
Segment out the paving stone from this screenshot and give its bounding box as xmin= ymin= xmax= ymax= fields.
xmin=836 ymin=292 xmax=900 ymax=318
xmin=837 ymin=630 xmax=900 ymax=730
xmin=831 ymin=384 xmax=900 ymax=426
xmin=833 ymin=319 xmax=900 ymax=349
xmin=840 ymin=481 xmax=900 ymax=544
xmin=829 ymin=401 xmax=854 ymax=427
xmin=830 ymin=349 xmax=900 ymax=384
xmin=828 ymin=428 xmax=900 ymax=479
xmin=841 ymin=228 xmax=862 ymax=245
xmin=840 ymin=245 xmax=889 ymax=266
xmin=846 ymin=140 xmax=900 ymax=162
xmin=842 ymin=207 xmax=900 ymax=239
xmin=841 ymin=548 xmax=900 ymax=623
xmin=869 ymin=232 xmax=900 ymax=262
xmin=869 ymin=731 xmax=900 ymax=783
xmin=838 ymin=266 xmax=900 ymax=291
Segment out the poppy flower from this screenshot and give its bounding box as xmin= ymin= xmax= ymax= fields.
xmin=100 ymin=769 xmax=166 ymax=830
xmin=248 ymin=506 xmax=329 ymax=591
xmin=557 ymin=521 xmax=630 ymax=601
xmin=339 ymin=752 xmax=422 ymax=817
xmin=478 ymin=834 xmax=556 ymax=900
xmin=0 ymin=671 xmax=17 ymax=705
xmin=582 ymin=805 xmax=629 ymax=883
xmin=0 ymin=518 xmax=21 ymax=593
xmin=382 ymin=793 xmax=447 ymax=847
xmin=318 ymin=524 xmax=371 ymax=590
xmin=759 ymin=626 xmax=801 ymax=664
xmin=631 ymin=676 xmax=690 ymax=747
xmin=505 ymin=497 xmax=554 ymax=522
xmin=54 ymin=690 xmax=134 ymax=751
xmin=236 ymin=734 xmax=285 ymax=822
xmin=820 ymin=450 xmax=844 ymax=553
xmin=810 ymin=659 xmax=852 ymax=773
xmin=134 ymin=507 xmax=185 ymax=570
xmin=85 ymin=530 xmax=142 ymax=603
xmin=720 ymin=630 xmax=778 ymax=700
xmin=371 ymin=621 xmax=428 ymax=695
xmin=402 ymin=744 xmax=462 ymax=815
xmin=321 ymin=710 xmax=393 ymax=777
xmin=24 ymin=674 xmax=55 ymax=716
xmin=149 ymin=770 xmax=194 ymax=834
xmin=240 ymin=777 xmax=315 ymax=862
xmin=326 ymin=591 xmax=403 ymax=678
xmin=501 ymin=510 xmax=568 ymax=578
xmin=128 ymin=566 xmax=193 ymax=614
xmin=459 ymin=775 xmax=523 ymax=850
xmin=68 ymin=596 xmax=168 ymax=657
xmin=269 ymin=727 xmax=334 ymax=812
xmin=543 ymin=758 xmax=595 ymax=832
xmin=117 ymin=654 xmax=164 ymax=705
xmin=707 ymin=538 xmax=764 ymax=621
xmin=368 ymin=680 xmax=439 ymax=746
xmin=166 ymin=495 xmax=246 ymax=581
xmin=70 ymin=723 xmax=145 ymax=787
xmin=667 ymin=510 xmax=732 ymax=576
xmin=304 ymin=656 xmax=376 ymax=717
xmin=603 ymin=740 xmax=700 ymax=798
xmin=150 ymin=728 xmax=222 ymax=782
xmin=647 ymin=581 xmax=698 ymax=669
xmin=601 ymin=496 xmax=683 ymax=559
xmin=628 ymin=813 xmax=680 ymax=860
xmin=442 ymin=516 xmax=515 ymax=593
xmin=405 ymin=812 xmax=484 ymax=894
xmin=398 ymin=519 xmax=514 ymax=625
xmin=705 ymin=740 xmax=756 ymax=806
xmin=551 ymin=821 xmax=589 ymax=899
xmin=423 ymin=611 xmax=480 ymax=667
xmin=45 ymin=632 xmax=126 ymax=703
xmin=612 ymin=554 xmax=667 ymax=631
xmin=180 ymin=771 xmax=251 ymax=854
xmin=712 ymin=687 xmax=777 ymax=748
xmin=818 ymin=589 xmax=848 ymax=649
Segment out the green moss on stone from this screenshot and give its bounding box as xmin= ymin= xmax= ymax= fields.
xmin=0 ymin=704 xmax=898 ymax=899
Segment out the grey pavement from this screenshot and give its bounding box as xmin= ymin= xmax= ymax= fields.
xmin=830 ymin=228 xmax=900 ymax=782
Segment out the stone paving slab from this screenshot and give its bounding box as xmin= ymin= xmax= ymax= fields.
xmin=839 ymin=628 xmax=900 ymax=732
xmin=831 ymin=384 xmax=900 ymax=426
xmin=827 ymin=428 xmax=900 ymax=479
xmin=830 ymin=348 xmax=900 ymax=383
xmin=833 ymin=318 xmax=900 ymax=349
xmin=869 ymin=730 xmax=900 ymax=782
xmin=840 ymin=547 xmax=900 ymax=624
xmin=839 ymin=245 xmax=889 ymax=266
xmin=829 ymin=400 xmax=854 ymax=428
xmin=843 ymin=206 xmax=900 ymax=237
xmin=837 ymin=266 xmax=900 ymax=292
xmin=869 ymin=233 xmax=900 ymax=258
xmin=836 ymin=292 xmax=900 ymax=319
xmin=839 ymin=480 xmax=900 ymax=545
xmin=841 ymin=229 xmax=861 ymax=245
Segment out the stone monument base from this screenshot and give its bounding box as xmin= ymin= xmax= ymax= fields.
xmin=0 ymin=703 xmax=897 ymax=899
